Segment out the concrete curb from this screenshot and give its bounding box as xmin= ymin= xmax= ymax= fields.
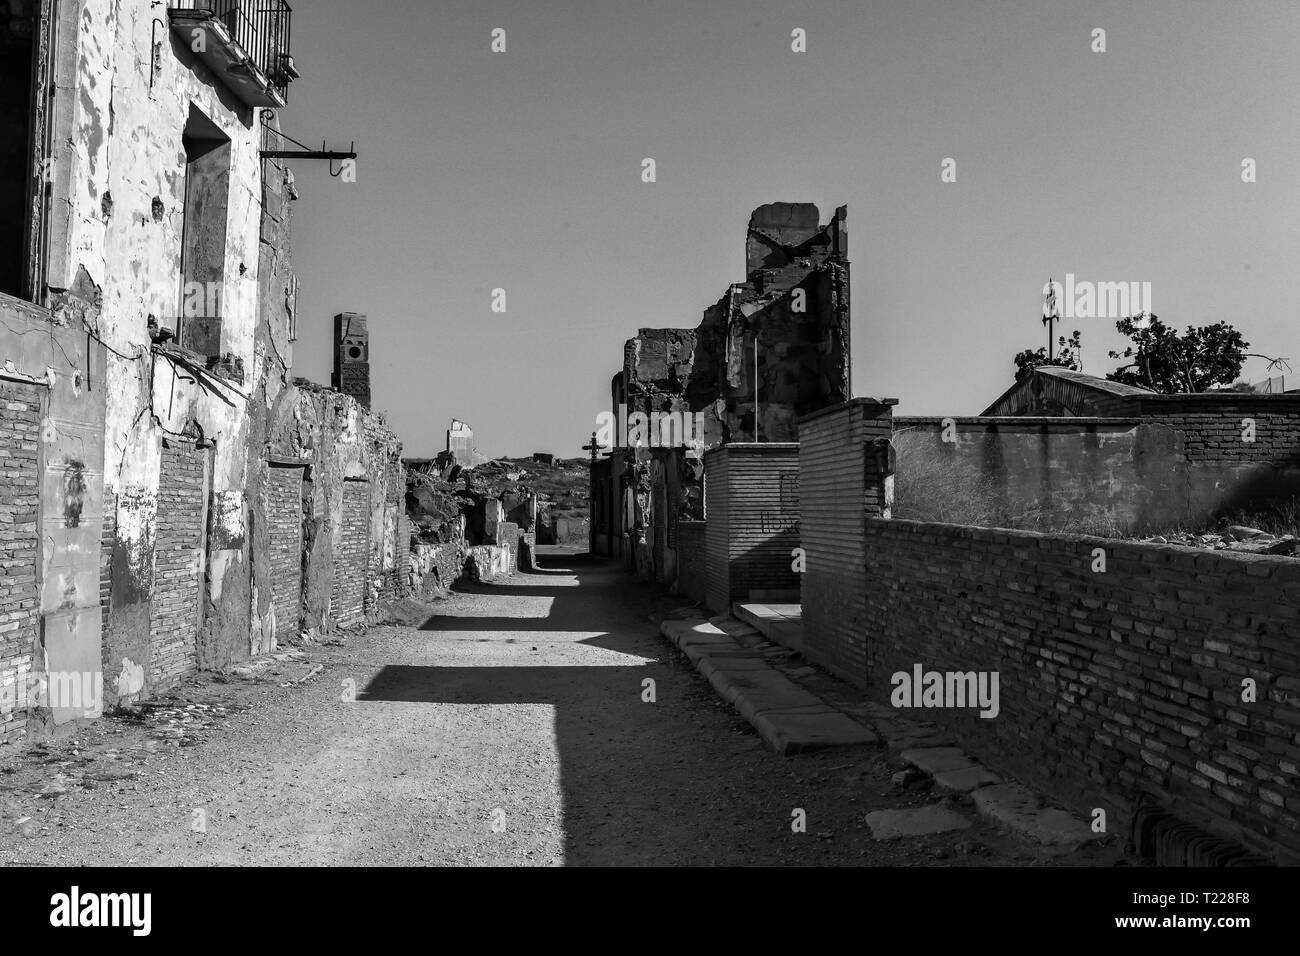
xmin=660 ymin=616 xmax=878 ymax=756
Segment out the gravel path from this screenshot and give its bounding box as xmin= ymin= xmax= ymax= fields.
xmin=0 ymin=550 xmax=1082 ymax=866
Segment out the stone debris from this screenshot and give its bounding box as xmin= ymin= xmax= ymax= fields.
xmin=1141 ymin=528 xmax=1297 ymax=556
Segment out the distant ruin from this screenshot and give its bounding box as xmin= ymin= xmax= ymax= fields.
xmin=590 ymin=202 xmax=851 ymax=583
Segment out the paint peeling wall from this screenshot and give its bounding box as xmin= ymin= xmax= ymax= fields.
xmin=6 ymin=2 xmax=405 ymax=731
xmin=59 ymin=0 xmax=263 ymax=485
xmin=40 ymin=0 xmax=271 ymax=706
xmin=0 ymin=289 xmax=108 ymax=738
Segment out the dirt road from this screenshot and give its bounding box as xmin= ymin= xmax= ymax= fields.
xmin=0 ymin=550 xmax=1064 ymax=866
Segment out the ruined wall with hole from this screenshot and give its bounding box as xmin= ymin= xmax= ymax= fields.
xmin=617 ymin=202 xmax=850 ymax=449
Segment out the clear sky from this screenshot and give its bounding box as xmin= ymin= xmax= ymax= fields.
xmin=283 ymin=0 xmax=1300 ymax=459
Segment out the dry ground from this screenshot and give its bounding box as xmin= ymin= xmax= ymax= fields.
xmin=0 ymin=549 xmax=1110 ymax=866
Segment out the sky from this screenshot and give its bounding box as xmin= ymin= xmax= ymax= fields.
xmin=283 ymin=0 xmax=1300 ymax=459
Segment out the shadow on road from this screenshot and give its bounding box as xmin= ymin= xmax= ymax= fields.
xmin=361 ymin=548 xmax=766 ymax=864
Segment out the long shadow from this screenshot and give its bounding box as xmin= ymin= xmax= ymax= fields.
xmin=361 ymin=548 xmax=799 ymax=864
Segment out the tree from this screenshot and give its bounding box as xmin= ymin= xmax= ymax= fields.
xmin=1013 ymin=330 xmax=1082 ymax=381
xmin=1105 ymin=315 xmax=1247 ymax=393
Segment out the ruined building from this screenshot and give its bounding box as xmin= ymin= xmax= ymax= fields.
xmin=332 ymin=312 xmax=371 ymax=409
xmin=590 ymin=202 xmax=851 ymax=584
xmin=0 ymin=0 xmax=405 ymax=745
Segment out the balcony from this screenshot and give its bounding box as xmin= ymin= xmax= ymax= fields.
xmin=168 ymin=2 xmax=298 ymax=108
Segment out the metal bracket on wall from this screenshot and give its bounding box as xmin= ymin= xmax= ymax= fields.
xmin=258 ymin=112 xmax=356 ymax=175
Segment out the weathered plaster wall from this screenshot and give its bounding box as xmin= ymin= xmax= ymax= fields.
xmin=49 ymin=0 xmax=268 ymax=701
xmin=0 ymin=294 xmax=107 ymax=735
xmin=892 ymin=413 xmax=1300 ymax=533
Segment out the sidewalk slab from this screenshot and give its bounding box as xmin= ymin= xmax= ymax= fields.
xmin=753 ymin=707 xmax=878 ymax=755
xmin=972 ymin=782 xmax=1100 ymax=851
xmin=933 ymin=766 xmax=1002 ymax=793
xmin=901 ymin=746 xmax=978 ymax=775
xmin=865 ymin=805 xmax=972 ymax=840
xmin=734 ymin=603 xmax=805 ymax=653
xmin=660 ymin=616 xmax=877 ymax=757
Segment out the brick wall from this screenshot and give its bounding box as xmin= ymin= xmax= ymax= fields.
xmin=395 ymin=514 xmax=412 ymax=586
xmin=1091 ymin=394 xmax=1300 ymax=465
xmin=149 ymin=439 xmax=207 ymax=688
xmin=0 ymin=379 xmax=41 ymax=744
xmin=702 ymin=443 xmax=800 ymax=613
xmin=674 ymin=520 xmax=706 ymax=603
xmin=266 ymin=464 xmax=304 ymax=642
xmin=862 ymin=518 xmax=1300 ymax=864
xmin=99 ymin=493 xmax=115 ymax=665
xmin=331 ymin=479 xmax=369 ymax=628
xmin=798 ymin=399 xmax=895 ymax=684
xmin=703 ymin=450 xmax=729 ymax=613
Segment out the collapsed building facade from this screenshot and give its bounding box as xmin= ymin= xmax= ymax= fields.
xmin=0 ymin=0 xmax=404 ymax=745
xmin=590 ymin=202 xmax=850 ymax=586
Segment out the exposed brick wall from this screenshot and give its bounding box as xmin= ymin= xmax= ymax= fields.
xmin=149 ymin=439 xmax=206 ymax=689
xmin=1141 ymin=413 xmax=1300 ymax=464
xmin=331 ymin=479 xmax=369 ymax=628
xmin=702 ymin=450 xmax=729 ymax=613
xmin=798 ymin=400 xmax=895 ymax=684
xmin=702 ymin=443 xmax=800 ymax=613
xmin=266 ymin=464 xmax=304 ymax=642
xmin=1090 ymin=394 xmax=1300 ymax=464
xmin=498 ymin=521 xmax=521 ymax=570
xmin=0 ymin=379 xmax=41 ymax=744
xmin=394 ymin=514 xmax=411 ymax=587
xmin=861 ymin=518 xmax=1300 ymax=864
xmin=99 ymin=493 xmax=115 ymax=664
xmin=674 ymin=520 xmax=706 ymax=603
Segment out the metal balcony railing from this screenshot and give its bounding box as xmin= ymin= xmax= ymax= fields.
xmin=170 ymin=1 xmax=296 ymax=104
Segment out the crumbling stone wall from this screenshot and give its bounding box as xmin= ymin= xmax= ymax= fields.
xmin=0 ymin=378 xmax=41 ymax=743
xmin=262 ymin=381 xmax=404 ymax=637
xmin=617 ymin=202 xmax=850 ymax=448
